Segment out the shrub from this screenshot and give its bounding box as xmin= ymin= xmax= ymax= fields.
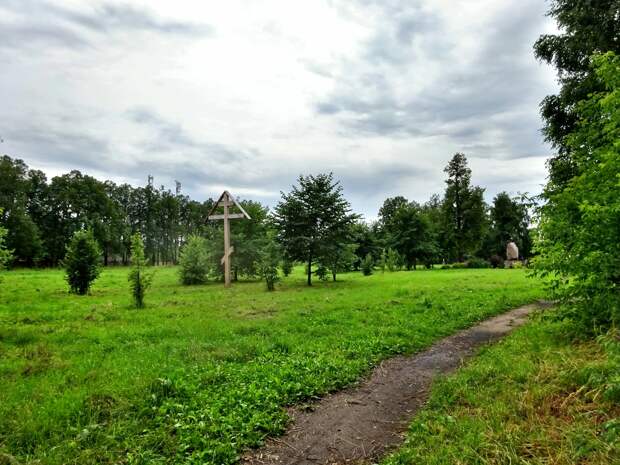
xmin=257 ymin=239 xmax=281 ymax=291
xmin=490 ymin=254 xmax=504 ymax=268
xmin=179 ymin=236 xmax=209 ymax=285
xmin=0 ymin=214 xmax=13 ymax=271
xmin=361 ymin=253 xmax=374 ymax=276
xmin=64 ymin=229 xmax=101 ymax=295
xmin=281 ymin=258 xmax=293 ymax=277
xmin=451 ymin=262 xmax=468 ymax=269
xmin=386 ymin=248 xmax=401 ymax=272
xmin=466 ymin=257 xmax=490 ymax=269
xmin=315 ymin=263 xmax=329 ymax=281
xmin=378 ymin=249 xmax=387 ymax=273
xmin=128 ymin=233 xmax=153 ymax=308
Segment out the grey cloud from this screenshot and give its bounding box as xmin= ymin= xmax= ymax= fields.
xmin=0 ymin=1 xmax=212 ymax=52
xmin=316 ymin=0 xmax=552 ymax=160
xmin=126 ymin=107 xmax=249 ymax=163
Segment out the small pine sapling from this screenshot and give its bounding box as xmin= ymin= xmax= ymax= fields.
xmin=179 ymin=235 xmax=209 ymax=285
xmin=281 ymin=257 xmax=293 ymax=277
xmin=361 ymin=253 xmax=374 ymax=276
xmin=64 ymin=229 xmax=101 ymax=295
xmin=128 ymin=233 xmax=154 ymax=308
xmin=386 ymin=248 xmax=401 ymax=272
xmin=378 ymin=248 xmax=387 ymax=273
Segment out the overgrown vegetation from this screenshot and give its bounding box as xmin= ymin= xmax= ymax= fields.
xmin=534 ymin=53 xmax=619 ymax=330
xmin=63 ymin=229 xmax=101 ymax=295
xmin=382 ymin=317 xmax=620 ymax=465
xmin=0 ymin=266 xmax=543 ymax=464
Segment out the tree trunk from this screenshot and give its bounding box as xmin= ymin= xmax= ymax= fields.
xmin=307 ymin=255 xmax=312 ymax=286
xmin=332 ymin=270 xmax=336 ymax=281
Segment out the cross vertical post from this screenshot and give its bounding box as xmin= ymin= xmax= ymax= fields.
xmin=222 ymin=193 xmax=231 ymax=287
xmin=207 ymin=190 xmax=251 ymax=288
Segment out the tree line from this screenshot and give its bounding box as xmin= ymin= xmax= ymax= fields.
xmin=0 ymin=152 xmax=533 ymax=282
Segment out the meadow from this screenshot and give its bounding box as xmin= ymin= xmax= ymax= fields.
xmin=0 ymin=266 xmax=545 ymax=464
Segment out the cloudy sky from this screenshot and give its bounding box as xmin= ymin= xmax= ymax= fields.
xmin=0 ymin=0 xmax=558 ymax=219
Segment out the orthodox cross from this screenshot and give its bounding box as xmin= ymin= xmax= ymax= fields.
xmin=208 ymin=190 xmax=251 ymax=287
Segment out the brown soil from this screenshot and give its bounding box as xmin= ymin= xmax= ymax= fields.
xmin=242 ymin=301 xmax=551 ymax=465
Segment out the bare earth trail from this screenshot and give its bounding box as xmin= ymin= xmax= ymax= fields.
xmin=243 ymin=301 xmax=551 ymax=465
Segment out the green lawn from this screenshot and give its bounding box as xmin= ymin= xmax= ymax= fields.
xmin=382 ymin=316 xmax=620 ymax=465
xmin=0 ymin=266 xmax=544 ymax=465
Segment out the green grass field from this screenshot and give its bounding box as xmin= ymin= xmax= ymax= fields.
xmin=382 ymin=315 xmax=620 ymax=465
xmin=0 ymin=267 xmax=544 ymax=464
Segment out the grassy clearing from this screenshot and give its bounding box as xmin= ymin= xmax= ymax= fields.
xmin=0 ymin=266 xmax=543 ymax=464
xmin=383 ymin=315 xmax=620 ymax=465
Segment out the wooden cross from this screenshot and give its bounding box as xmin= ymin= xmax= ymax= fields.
xmin=208 ymin=190 xmax=251 ymax=288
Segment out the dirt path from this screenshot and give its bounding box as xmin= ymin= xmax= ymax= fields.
xmin=243 ymin=302 xmax=550 ymax=465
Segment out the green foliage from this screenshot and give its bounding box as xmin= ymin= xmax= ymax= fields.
xmin=487 ymin=192 xmax=534 ymax=259
xmin=383 ymin=318 xmax=620 ymax=465
xmin=256 ymin=237 xmax=281 ymax=291
xmin=274 ymin=173 xmax=359 ymax=286
xmin=281 ymin=257 xmax=293 ymax=277
xmin=63 ymin=229 xmax=101 ymax=295
xmin=0 ymin=266 xmax=544 ymax=465
xmin=0 ymin=209 xmax=13 ymax=274
xmin=386 ymin=248 xmax=402 ymax=272
xmin=465 ymin=257 xmax=490 ymax=269
xmin=178 ymin=235 xmax=209 ymax=285
xmin=534 ymin=53 xmax=620 ymax=330
xmin=361 ymin=253 xmax=374 ymax=276
xmin=378 ymin=249 xmax=387 ymax=273
xmin=534 ymin=0 xmax=620 ymax=191
xmin=441 ymin=154 xmax=488 ymax=261
xmin=128 ymin=233 xmax=153 ymax=308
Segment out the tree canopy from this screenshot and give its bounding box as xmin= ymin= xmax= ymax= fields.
xmin=274 ymin=173 xmax=358 ymax=285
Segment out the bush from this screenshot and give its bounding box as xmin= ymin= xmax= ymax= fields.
xmin=378 ymin=249 xmax=387 ymax=273
xmin=128 ymin=233 xmax=153 ymax=308
xmin=281 ymin=258 xmax=293 ymax=277
xmin=64 ymin=229 xmax=101 ymax=295
xmin=179 ymin=236 xmax=209 ymax=285
xmin=361 ymin=253 xmax=374 ymax=276
xmin=315 ymin=263 xmax=329 ymax=281
xmin=0 ymin=215 xmax=12 ymax=270
xmin=257 ymin=239 xmax=281 ymax=291
xmin=386 ymin=248 xmax=401 ymax=272
xmin=490 ymin=255 xmax=504 ymax=268
xmin=466 ymin=257 xmax=490 ymax=269
xmin=451 ymin=262 xmax=468 ymax=269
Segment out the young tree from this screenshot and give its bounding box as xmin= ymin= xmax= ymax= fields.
xmin=281 ymin=257 xmax=294 ymax=277
xmin=64 ymin=229 xmax=101 ymax=295
xmin=178 ymin=235 xmax=209 ymax=285
xmin=274 ymin=173 xmax=358 ymax=286
xmin=386 ymin=248 xmax=401 ymax=272
xmin=256 ymin=236 xmax=281 ymax=291
xmin=361 ymin=253 xmax=374 ymax=276
xmin=534 ymin=0 xmax=620 ymax=192
xmin=128 ymin=233 xmax=153 ymax=308
xmin=441 ymin=153 xmax=487 ymax=261
xmin=0 ymin=209 xmax=13 ymax=276
xmin=534 ymin=52 xmax=620 ymax=330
